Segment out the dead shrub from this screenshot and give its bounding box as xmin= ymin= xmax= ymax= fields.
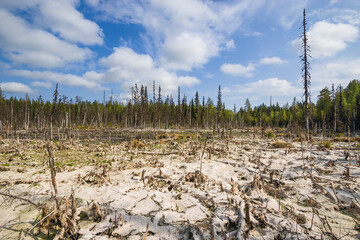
xmin=130 ymin=139 xmax=147 ymax=149
xmin=0 ymin=166 xmax=10 ymax=171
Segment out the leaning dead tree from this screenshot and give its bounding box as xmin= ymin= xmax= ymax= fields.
xmin=301 ymin=9 xmax=311 ymax=141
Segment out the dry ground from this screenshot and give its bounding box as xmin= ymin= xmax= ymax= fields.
xmin=0 ymin=130 xmax=359 ymax=239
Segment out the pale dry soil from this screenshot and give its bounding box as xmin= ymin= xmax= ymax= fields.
xmin=0 ymin=133 xmax=359 ymax=239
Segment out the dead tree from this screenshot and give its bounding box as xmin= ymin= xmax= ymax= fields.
xmin=301 ymin=9 xmax=311 ymax=141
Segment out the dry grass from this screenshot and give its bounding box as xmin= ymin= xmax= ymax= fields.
xmin=319 ymin=140 xmax=332 ymax=149
xmin=271 ymin=141 xmax=294 ymax=148
xmin=332 ymin=137 xmax=360 ymax=142
xmin=130 ymin=139 xmax=147 ymax=149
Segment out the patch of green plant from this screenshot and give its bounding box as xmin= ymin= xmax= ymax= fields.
xmin=1 ymin=163 xmax=10 ymax=166
xmin=55 ymin=161 xmax=62 ymax=167
xmin=319 ymin=140 xmax=332 ymax=149
xmin=265 ymin=131 xmax=275 ymax=138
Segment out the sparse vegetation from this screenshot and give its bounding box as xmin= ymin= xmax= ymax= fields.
xmin=271 ymin=141 xmax=294 ymax=148
xmin=319 ymin=140 xmax=332 ymax=149
xmin=0 ymin=129 xmax=359 ymax=239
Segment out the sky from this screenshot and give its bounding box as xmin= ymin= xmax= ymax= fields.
xmin=0 ymin=0 xmax=360 ymax=108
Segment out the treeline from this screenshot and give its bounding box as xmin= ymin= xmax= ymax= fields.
xmin=0 ymin=80 xmax=360 ymax=135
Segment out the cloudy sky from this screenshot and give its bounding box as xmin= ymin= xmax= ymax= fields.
xmin=0 ymin=0 xmax=360 ymax=107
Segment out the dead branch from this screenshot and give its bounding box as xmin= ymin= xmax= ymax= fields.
xmin=0 ymin=191 xmax=41 ymax=208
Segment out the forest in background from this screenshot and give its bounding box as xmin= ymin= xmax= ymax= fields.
xmin=0 ymin=79 xmax=360 ymax=137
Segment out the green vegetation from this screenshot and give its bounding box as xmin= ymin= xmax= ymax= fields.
xmin=319 ymin=141 xmax=332 ymax=149
xmin=0 ymin=79 xmax=360 ymax=135
xmin=265 ymin=131 xmax=275 ymax=138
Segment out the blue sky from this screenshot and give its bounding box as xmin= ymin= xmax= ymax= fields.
xmin=0 ymin=0 xmax=360 ymax=108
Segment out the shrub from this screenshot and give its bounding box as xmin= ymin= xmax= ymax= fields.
xmin=271 ymin=141 xmax=294 ymax=148
xmin=319 ymin=141 xmax=331 ymax=149
xmin=265 ymin=131 xmax=275 ymax=138
xmin=130 ymin=139 xmax=147 ymax=149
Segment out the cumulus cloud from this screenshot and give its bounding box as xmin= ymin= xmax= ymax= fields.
xmin=4 ymin=46 xmax=201 ymax=96
xmin=0 ymin=9 xmax=92 ymax=68
xmin=259 ymin=57 xmax=287 ymax=65
xmin=31 ymin=81 xmax=52 ymax=89
xmin=7 ymin=69 xmax=102 ymax=89
xmin=35 ymin=0 xmax=103 ymax=45
xmin=161 ymin=33 xmax=217 ymax=71
xmin=312 ymin=58 xmax=360 ymax=91
xmin=227 ymin=78 xmax=302 ymax=97
xmin=85 ymin=0 xmax=265 ymax=71
xmin=0 ymin=0 xmax=103 ymax=45
xmin=98 ymin=47 xmax=200 ymax=94
xmin=220 ymin=63 xmax=255 ymax=77
xmin=291 ymin=21 xmax=358 ymax=59
xmin=0 ymin=82 xmax=33 ymax=94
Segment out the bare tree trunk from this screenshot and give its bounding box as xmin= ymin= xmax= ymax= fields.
xmin=302 ymin=9 xmax=311 ymax=141
xmin=24 ymin=95 xmax=28 ymax=130
xmin=82 ymin=103 xmax=88 ymax=126
xmin=10 ymin=100 xmax=13 ymax=129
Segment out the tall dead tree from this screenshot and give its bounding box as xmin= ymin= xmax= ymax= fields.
xmin=332 ymin=84 xmax=337 ymax=133
xmin=51 ymin=83 xmax=59 ymax=140
xmin=301 ymin=9 xmax=311 ymax=141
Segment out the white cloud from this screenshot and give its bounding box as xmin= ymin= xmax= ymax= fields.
xmin=291 ymin=21 xmax=358 ymax=59
xmin=7 ymin=69 xmax=102 ymax=89
xmin=220 ymin=63 xmax=255 ymax=77
xmin=0 ymin=9 xmax=91 ymax=68
xmin=0 ymin=82 xmax=33 ymax=94
xmin=0 ymin=0 xmax=103 ymax=45
xmin=225 ymin=39 xmax=236 ymax=49
xmin=98 ymin=47 xmax=200 ymax=94
xmin=332 ymin=9 xmax=360 ymax=25
xmin=31 ymin=81 xmax=52 ymax=89
xmin=100 ymin=47 xmax=154 ymax=70
xmin=259 ymin=57 xmax=287 ymax=65
xmin=229 ymin=78 xmax=302 ymax=96
xmin=35 ymin=0 xmax=103 ymax=45
xmin=161 ymin=33 xmax=216 ymax=71
xmin=86 ymin=0 xmax=265 ymax=71
xmin=244 ymin=31 xmax=263 ymax=37
xmin=312 ymin=58 xmax=360 ymax=91
xmin=265 ymin=0 xmax=308 ymax=30
xmin=0 ymin=60 xmax=10 ymax=70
